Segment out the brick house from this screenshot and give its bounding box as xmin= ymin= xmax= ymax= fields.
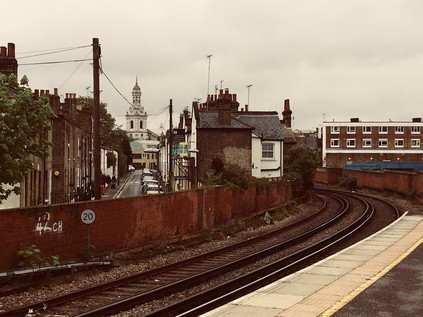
xmin=188 ymin=88 xmax=285 ymax=183
xmin=321 ymin=118 xmax=423 ymax=168
xmin=48 ymin=92 xmax=94 ymax=203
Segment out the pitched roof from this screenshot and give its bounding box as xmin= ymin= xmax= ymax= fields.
xmin=236 ymin=113 xmax=284 ymax=140
xmin=198 ymin=112 xmax=253 ymax=129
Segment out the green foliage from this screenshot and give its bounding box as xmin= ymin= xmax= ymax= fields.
xmin=0 ymin=74 xmax=53 ymax=203
xmin=284 ymin=143 xmax=321 ymax=195
xmin=210 ymin=156 xmax=225 ymax=174
xmin=338 ymin=174 xmax=357 ymax=190
xmin=203 ymin=163 xmax=251 ymax=190
xmin=17 ymin=244 xmax=59 ymax=268
xmin=106 ymin=151 xmax=117 ymax=168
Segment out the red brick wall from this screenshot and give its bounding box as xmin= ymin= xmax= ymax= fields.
xmin=316 ymin=167 xmax=423 ymax=199
xmin=0 ymin=180 xmax=291 ymax=271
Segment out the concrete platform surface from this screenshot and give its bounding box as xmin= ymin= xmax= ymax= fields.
xmin=203 ymin=213 xmax=423 ymax=317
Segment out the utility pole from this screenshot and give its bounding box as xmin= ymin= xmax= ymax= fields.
xmin=168 ymin=99 xmax=173 ymax=192
xmin=93 ymin=38 xmax=101 ymax=199
xmin=206 ymin=55 xmax=212 ymax=109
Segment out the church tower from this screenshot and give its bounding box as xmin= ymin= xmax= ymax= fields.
xmin=126 ymin=77 xmax=148 ymax=140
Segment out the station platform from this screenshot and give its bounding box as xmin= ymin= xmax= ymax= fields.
xmin=204 ymin=213 xmax=423 ymax=317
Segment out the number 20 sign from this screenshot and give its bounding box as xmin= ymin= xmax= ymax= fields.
xmin=81 ymin=209 xmax=96 ymax=225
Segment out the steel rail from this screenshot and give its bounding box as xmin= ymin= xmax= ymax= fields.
xmin=73 ymin=192 xmax=352 ymax=317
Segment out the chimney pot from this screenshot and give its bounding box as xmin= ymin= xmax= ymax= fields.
xmin=0 ymin=46 xmax=6 ymax=57
xmin=233 ymin=94 xmax=237 ymax=102
xmin=245 ymin=104 xmax=248 ymax=112
xmin=46 ymin=90 xmax=50 ymax=96
xmin=54 ymin=88 xmax=58 ymax=96
xmin=40 ymin=90 xmax=45 ymax=96
xmin=34 ymin=89 xmax=39 ymax=98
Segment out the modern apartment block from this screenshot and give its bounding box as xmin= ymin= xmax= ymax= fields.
xmin=321 ymin=118 xmax=423 ymax=167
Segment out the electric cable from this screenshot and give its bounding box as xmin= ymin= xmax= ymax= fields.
xmin=17 ymin=45 xmax=92 ymax=59
xmin=59 ymin=49 xmax=93 ymax=90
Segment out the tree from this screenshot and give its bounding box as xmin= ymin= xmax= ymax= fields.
xmin=0 ymin=74 xmax=53 ymax=203
xmin=284 ymin=143 xmax=321 ymax=195
xmin=77 ymin=96 xmax=116 ymax=147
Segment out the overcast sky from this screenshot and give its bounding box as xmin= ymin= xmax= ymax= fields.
xmin=2 ymin=0 xmax=423 ymax=131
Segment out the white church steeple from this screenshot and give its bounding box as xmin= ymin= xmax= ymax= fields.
xmin=126 ymin=77 xmax=148 ymax=140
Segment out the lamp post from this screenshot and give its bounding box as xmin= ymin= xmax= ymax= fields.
xmin=247 ymin=84 xmax=252 ymax=108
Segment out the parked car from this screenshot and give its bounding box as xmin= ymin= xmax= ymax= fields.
xmin=128 ymin=165 xmax=135 ymax=172
xmin=145 ymin=184 xmax=163 ymax=195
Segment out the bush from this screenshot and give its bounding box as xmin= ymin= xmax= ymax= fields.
xmin=338 ymin=174 xmax=357 ymax=190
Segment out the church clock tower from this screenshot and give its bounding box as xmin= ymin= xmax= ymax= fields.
xmin=126 ymin=77 xmax=148 ymax=140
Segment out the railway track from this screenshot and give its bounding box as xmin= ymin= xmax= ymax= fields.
xmin=1 ymin=189 xmax=399 ymax=316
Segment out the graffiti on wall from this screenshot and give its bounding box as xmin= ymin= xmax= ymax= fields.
xmin=35 ymin=212 xmax=63 ymax=235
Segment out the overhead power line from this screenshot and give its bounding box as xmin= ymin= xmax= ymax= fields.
xmin=17 ymin=45 xmax=92 ymax=59
xmin=19 ymin=59 xmax=92 ymax=66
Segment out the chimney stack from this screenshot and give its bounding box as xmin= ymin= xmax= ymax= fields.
xmin=282 ymin=99 xmax=292 ymax=128
xmin=7 ymin=43 xmax=15 ymax=58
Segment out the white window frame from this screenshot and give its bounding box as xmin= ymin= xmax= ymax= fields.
xmin=262 ymin=143 xmax=274 ymax=159
xmin=379 ymin=126 xmax=388 ymax=134
xmin=395 ymin=126 xmax=404 ymax=134
xmin=330 ymin=139 xmax=340 ymax=147
xmin=346 ymin=139 xmax=356 ymax=148
xmin=411 ymin=126 xmax=420 ymax=134
xmin=411 ymin=139 xmax=420 ymax=148
xmin=347 ymin=126 xmax=356 ymax=134
xmin=378 ymin=139 xmax=388 ymax=147
xmin=330 ymin=126 xmax=340 ymax=134
xmin=362 ymin=139 xmax=372 ymax=148
xmin=394 ymin=139 xmax=404 ymax=148
xmin=363 ymin=126 xmax=372 ymax=134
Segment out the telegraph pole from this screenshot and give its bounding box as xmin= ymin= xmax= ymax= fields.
xmin=93 ymin=38 xmax=101 ymax=199
xmin=168 ymin=99 xmax=173 ymax=192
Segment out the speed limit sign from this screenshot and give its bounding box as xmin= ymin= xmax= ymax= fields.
xmin=81 ymin=209 xmax=96 ymax=224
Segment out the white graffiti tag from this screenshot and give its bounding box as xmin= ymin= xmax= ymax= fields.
xmin=35 ymin=212 xmax=63 ymax=235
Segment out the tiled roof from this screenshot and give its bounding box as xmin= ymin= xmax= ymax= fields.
xmin=198 ymin=112 xmax=253 ymax=129
xmin=236 ymin=114 xmax=284 ymax=140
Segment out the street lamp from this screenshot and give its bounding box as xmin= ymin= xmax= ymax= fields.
xmin=247 ymin=84 xmax=252 ymax=108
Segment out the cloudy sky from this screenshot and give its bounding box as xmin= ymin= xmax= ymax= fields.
xmin=2 ymin=0 xmax=423 ymax=131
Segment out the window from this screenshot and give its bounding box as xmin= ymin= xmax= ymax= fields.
xmin=130 ymin=120 xmax=134 ymax=129
xmin=363 ymin=126 xmax=372 ymax=134
xmin=379 ymin=126 xmax=388 ymax=134
xmin=262 ymin=143 xmax=274 ymax=158
xmin=411 ymin=126 xmax=420 ymax=134
xmin=347 ymin=126 xmax=356 ymax=134
xmin=346 ymin=139 xmax=356 ymax=147
xmin=394 ymin=139 xmax=404 ymax=147
xmin=378 ymin=139 xmax=388 ymax=147
xmin=330 ymin=139 xmax=340 ymax=147
xmin=411 ymin=139 xmax=420 ymax=147
xmin=362 ymin=139 xmax=372 ymax=147
xmin=140 ymin=121 xmax=143 ymax=129
xmin=395 ymin=126 xmax=404 ymax=134
xmin=330 ymin=126 xmax=340 ymax=134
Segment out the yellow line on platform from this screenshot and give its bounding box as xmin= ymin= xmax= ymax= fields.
xmin=319 ymin=232 xmax=423 ymax=317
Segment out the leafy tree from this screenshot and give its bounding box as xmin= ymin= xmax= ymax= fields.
xmin=77 ymin=96 xmax=116 ymax=147
xmin=284 ymin=143 xmax=321 ymax=195
xmin=0 ymin=74 xmax=53 ymax=203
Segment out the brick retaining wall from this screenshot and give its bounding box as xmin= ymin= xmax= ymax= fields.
xmin=0 ymin=180 xmax=291 ymax=271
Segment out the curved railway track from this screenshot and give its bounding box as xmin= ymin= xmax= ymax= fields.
xmin=1 ymin=189 xmax=400 ymax=317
